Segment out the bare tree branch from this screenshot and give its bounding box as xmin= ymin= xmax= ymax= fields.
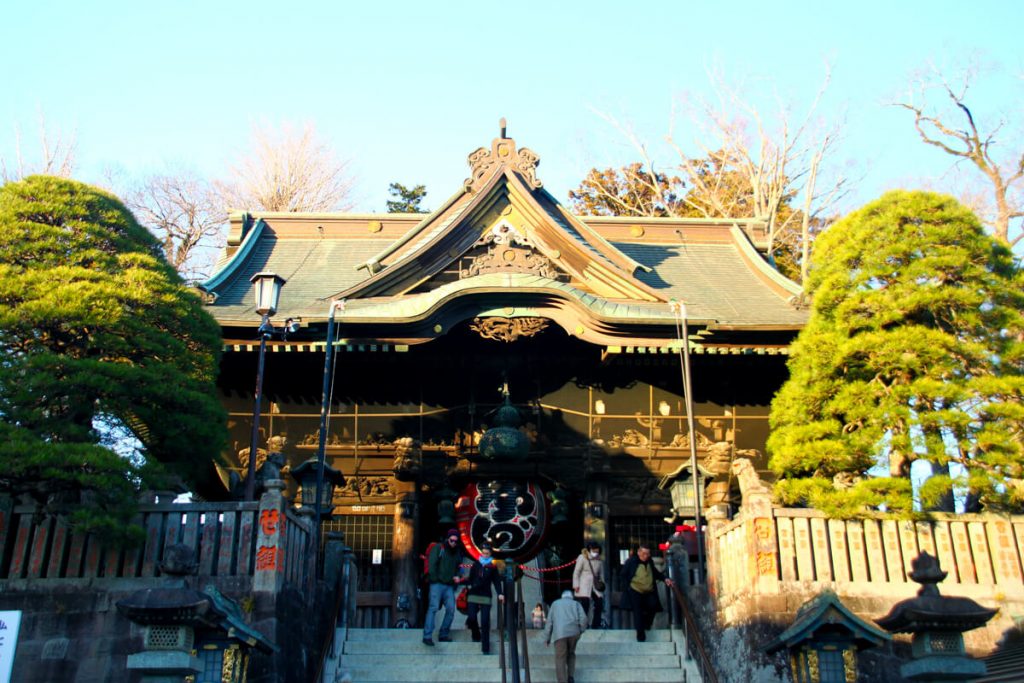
xmin=1 ymin=112 xmax=77 ymax=182
xmin=216 ymin=121 xmax=356 ymax=213
xmin=895 ymin=64 xmax=1024 ymax=246
xmin=670 ymin=64 xmax=848 ymax=282
xmin=123 ymin=169 xmax=227 ymax=282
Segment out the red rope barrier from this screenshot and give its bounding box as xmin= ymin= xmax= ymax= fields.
xmin=518 ymin=558 xmax=578 ymax=572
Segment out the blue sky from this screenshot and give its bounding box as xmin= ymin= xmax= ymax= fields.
xmin=2 ymin=0 xmax=1021 ymax=214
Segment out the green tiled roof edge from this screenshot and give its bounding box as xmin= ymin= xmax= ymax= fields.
xmin=730 ymin=225 xmax=802 ymax=297
xmin=356 ymin=186 xmax=468 ymax=271
xmin=199 ymin=217 xmax=267 ymax=295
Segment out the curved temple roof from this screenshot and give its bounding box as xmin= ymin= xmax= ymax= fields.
xmin=201 ymin=123 xmax=808 ymax=347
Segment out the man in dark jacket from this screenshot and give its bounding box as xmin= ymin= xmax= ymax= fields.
xmin=463 ymin=543 xmax=504 ymax=654
xmin=619 ymin=544 xmax=673 ymax=642
xmin=422 ymin=528 xmax=465 ymax=646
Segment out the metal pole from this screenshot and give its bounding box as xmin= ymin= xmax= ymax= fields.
xmin=517 ymin=576 xmax=530 ymax=683
xmin=505 ymin=563 xmax=521 ymax=683
xmin=313 ymin=301 xmax=342 ymax=579
xmin=677 ymin=302 xmax=705 ymax=583
xmin=245 ymin=315 xmax=271 ymax=501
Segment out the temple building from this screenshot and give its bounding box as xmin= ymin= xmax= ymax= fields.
xmin=199 ymin=122 xmax=808 ymax=622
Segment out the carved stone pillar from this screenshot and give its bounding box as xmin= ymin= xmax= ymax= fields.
xmin=253 ymin=479 xmax=287 ymax=594
xmin=391 ymin=483 xmax=419 ymax=628
xmin=703 ymin=504 xmax=730 ymax=599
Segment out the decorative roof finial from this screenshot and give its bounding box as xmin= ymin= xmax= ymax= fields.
xmin=463 ymin=119 xmax=542 ymax=193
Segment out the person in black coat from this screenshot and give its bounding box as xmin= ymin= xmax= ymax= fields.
xmin=464 ymin=543 xmax=505 ymax=654
xmin=619 ymin=544 xmax=673 ymax=642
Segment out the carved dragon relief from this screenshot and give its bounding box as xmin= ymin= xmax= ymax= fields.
xmin=470 ymin=317 xmax=550 ymax=343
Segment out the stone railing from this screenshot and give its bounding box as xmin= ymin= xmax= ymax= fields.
xmin=706 ymin=502 xmax=1024 ymax=652
xmin=0 ymin=486 xmax=313 ymax=587
xmin=711 ymin=508 xmax=1024 ymax=600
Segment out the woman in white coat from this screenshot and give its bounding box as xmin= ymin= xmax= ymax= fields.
xmin=572 ymin=541 xmax=605 ymax=629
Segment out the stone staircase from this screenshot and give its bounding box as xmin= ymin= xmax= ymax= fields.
xmin=321 ymin=627 xmax=703 ymax=683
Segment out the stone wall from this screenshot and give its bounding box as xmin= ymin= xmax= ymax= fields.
xmin=708 ymin=507 xmax=1024 ymax=655
xmin=0 ymin=575 xmax=251 ymax=682
xmin=702 ymin=501 xmax=1024 ymax=682
xmin=0 ymin=491 xmax=340 ymax=683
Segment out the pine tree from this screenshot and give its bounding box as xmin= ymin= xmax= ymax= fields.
xmin=0 ymin=176 xmax=227 ymax=541
xmin=386 ymin=182 xmax=428 ymax=213
xmin=767 ymin=190 xmax=1024 ymax=516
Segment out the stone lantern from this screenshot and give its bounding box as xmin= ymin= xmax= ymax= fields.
xmin=876 ymin=552 xmax=997 ymax=681
xmin=116 ymin=546 xmax=274 ymax=683
xmin=291 ymin=457 xmax=346 ymax=519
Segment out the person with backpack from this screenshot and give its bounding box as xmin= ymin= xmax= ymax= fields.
xmin=422 ymin=528 xmax=465 ymax=646
xmin=463 ymin=542 xmax=504 ymax=654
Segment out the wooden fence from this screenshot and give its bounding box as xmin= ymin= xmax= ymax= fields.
xmin=0 ymin=499 xmax=312 ymax=585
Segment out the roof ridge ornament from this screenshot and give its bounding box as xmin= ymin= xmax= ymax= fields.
xmin=464 ymin=118 xmax=542 ymax=193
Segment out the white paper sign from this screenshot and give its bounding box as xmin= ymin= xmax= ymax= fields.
xmin=0 ymin=611 xmax=21 ymax=683
xmin=372 ymin=549 xmax=383 ymax=565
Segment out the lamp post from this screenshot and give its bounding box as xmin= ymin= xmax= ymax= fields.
xmin=244 ymin=272 xmax=299 ymax=501
xmin=312 ymin=299 xmax=346 ymax=579
xmin=672 ymin=300 xmax=704 ymax=583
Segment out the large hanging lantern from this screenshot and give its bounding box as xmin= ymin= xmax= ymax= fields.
xmin=477 ymin=395 xmax=530 ymax=460
xmin=455 ymin=480 xmax=547 ymax=562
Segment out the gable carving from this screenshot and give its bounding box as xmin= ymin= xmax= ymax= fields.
xmin=514 ymin=148 xmax=542 ymax=189
xmin=457 ymin=221 xmax=563 ymax=280
xmin=460 ymin=242 xmax=561 ymax=280
xmin=470 ymin=317 xmax=550 ymax=342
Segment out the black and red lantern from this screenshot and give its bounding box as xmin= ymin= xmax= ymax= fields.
xmin=455 ymin=480 xmax=548 ymax=562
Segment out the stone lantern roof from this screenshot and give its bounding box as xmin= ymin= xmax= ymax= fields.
xmin=877 ymin=553 xmax=998 ymax=633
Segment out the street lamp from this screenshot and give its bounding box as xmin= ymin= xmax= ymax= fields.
xmin=244 ymin=272 xmax=300 ymax=501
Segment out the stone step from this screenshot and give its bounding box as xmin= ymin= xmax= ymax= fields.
xmin=341 ymin=653 xmax=683 ymax=669
xmin=337 ymin=628 xmax=696 ymax=683
xmin=343 ymin=666 xmax=689 ymax=682
xmin=343 ymin=640 xmax=678 ymax=655
xmin=344 ymin=627 xmax=672 ymax=642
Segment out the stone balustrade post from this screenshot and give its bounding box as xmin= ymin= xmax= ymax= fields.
xmin=253 ymin=479 xmax=287 ymax=594
xmin=704 ymin=503 xmax=730 ymax=598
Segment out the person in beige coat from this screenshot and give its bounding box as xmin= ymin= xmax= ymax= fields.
xmin=572 ymin=541 xmax=605 ymax=629
xmin=543 ymin=589 xmax=588 ymax=683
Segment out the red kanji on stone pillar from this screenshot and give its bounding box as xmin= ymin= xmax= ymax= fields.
xmin=254 ymin=480 xmax=287 ymax=592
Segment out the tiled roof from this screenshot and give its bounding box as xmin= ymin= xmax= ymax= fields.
xmin=207 ymin=235 xmax=391 ymax=323
xmin=618 ymin=241 xmax=807 ymax=327
xmin=205 ymin=228 xmax=807 ymax=329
